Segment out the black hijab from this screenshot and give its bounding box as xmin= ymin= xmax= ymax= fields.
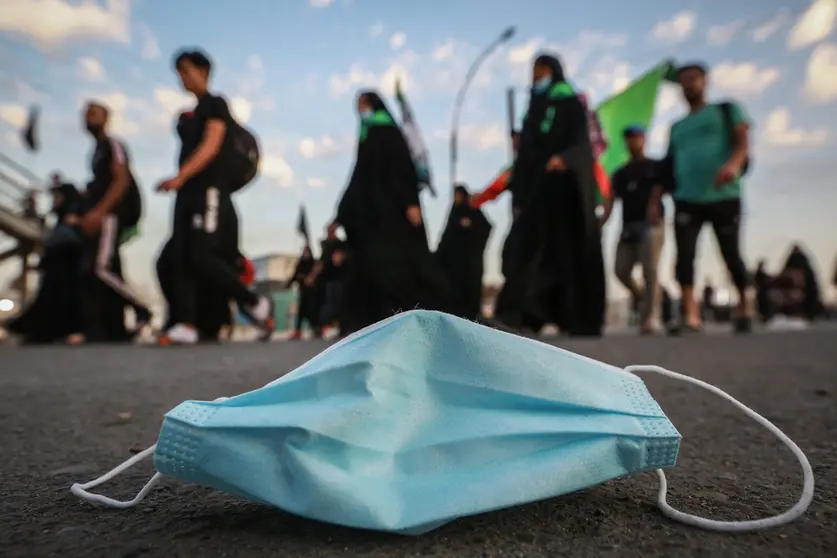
xmin=533 ymin=53 xmax=566 ymax=85
xmin=50 ymin=183 xmax=81 ymax=220
xmin=359 ymin=90 xmax=396 ymax=120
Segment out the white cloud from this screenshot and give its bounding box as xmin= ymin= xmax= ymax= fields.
xmin=83 ymin=91 xmax=139 ymax=136
xmin=763 ymin=107 xmax=828 ymax=146
xmin=647 ymin=125 xmax=670 ymax=154
xmin=0 ymin=103 xmax=27 ymax=128
xmin=438 ymin=122 xmax=505 ymax=151
xmin=707 ymin=20 xmax=745 ymax=46
xmin=432 ymin=40 xmax=455 ymax=61
xmin=153 ymin=86 xmax=193 ymax=117
xmin=327 ymin=51 xmax=416 ymax=98
xmin=2 ymin=79 xmax=46 ymax=106
xmin=586 ymin=58 xmax=632 ymax=102
xmin=308 ymin=0 xmax=333 ymax=7
xmin=327 ymin=64 xmax=378 ymax=98
xmin=788 ymin=0 xmax=837 ymax=50
xmin=306 ymin=177 xmax=327 ymax=188
xmin=230 ymin=97 xmax=253 ymax=124
xmin=75 ymin=86 xmax=198 ymax=139
xmin=508 ymin=38 xmax=540 ymax=66
xmin=712 ymin=62 xmax=780 ymax=96
xmin=804 ymin=43 xmax=837 ymax=103
xmin=298 ymin=134 xmax=347 ymax=159
xmin=390 ymin=31 xmax=406 ymax=51
xmin=329 ymin=35 xmax=515 ymax=102
xmin=77 ymin=56 xmax=105 ymax=81
xmin=0 ymin=0 xmax=130 ymax=49
xmin=506 ymin=31 xmax=628 ymax=89
xmin=656 ymin=83 xmax=686 ymax=115
xmin=137 ymin=22 xmax=160 ymax=60
xmin=247 ymin=54 xmax=264 ymax=73
xmin=651 ymin=11 xmax=697 ymax=44
xmin=260 ymin=154 xmax=294 ymax=188
xmin=369 ymin=23 xmax=384 ymax=38
xmin=751 ymin=9 xmax=789 ymax=43
xmin=3 ymin=130 xmax=19 ymax=148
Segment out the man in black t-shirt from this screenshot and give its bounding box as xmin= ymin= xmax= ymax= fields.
xmin=600 ymin=125 xmax=667 ymax=333
xmin=79 ymin=101 xmax=151 ymax=343
xmin=155 ymin=49 xmax=274 ymax=345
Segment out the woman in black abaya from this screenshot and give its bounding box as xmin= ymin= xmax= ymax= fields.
xmin=436 ymin=184 xmax=492 ymax=320
xmin=493 ymin=53 xmax=606 ymax=337
xmin=328 ymin=90 xmax=451 ymax=333
xmin=6 ymin=184 xmax=85 ymax=343
xmin=288 ymin=246 xmax=318 ymax=339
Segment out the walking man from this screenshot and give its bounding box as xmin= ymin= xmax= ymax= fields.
xmin=156 ymin=49 xmax=274 ymax=344
xmin=600 ymin=125 xmax=666 ymax=334
xmin=651 ymin=63 xmax=753 ymax=333
xmin=80 ymin=101 xmax=151 ymax=342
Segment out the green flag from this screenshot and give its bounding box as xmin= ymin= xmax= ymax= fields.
xmin=595 ymin=60 xmax=675 ymax=176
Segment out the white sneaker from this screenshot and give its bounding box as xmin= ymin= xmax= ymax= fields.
xmin=160 ymin=323 xmax=199 ymax=345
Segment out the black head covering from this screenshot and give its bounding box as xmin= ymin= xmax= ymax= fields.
xmin=533 ymin=53 xmax=566 ymax=83
xmin=785 ymin=244 xmax=809 ymax=270
xmin=454 ymin=184 xmax=469 ymax=197
xmin=50 ymin=182 xmax=80 ymax=218
xmin=358 ymin=90 xmax=395 ymax=119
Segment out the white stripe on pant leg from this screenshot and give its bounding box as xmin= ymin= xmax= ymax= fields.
xmin=94 ymin=214 xmax=149 ymax=309
xmin=204 ymin=187 xmax=219 ymax=234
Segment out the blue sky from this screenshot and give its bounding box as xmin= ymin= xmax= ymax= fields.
xmin=1 ymin=0 xmax=836 ymax=303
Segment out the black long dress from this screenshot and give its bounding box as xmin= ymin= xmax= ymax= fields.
xmin=436 ymin=193 xmax=492 ymax=320
xmin=781 ymin=247 xmax=824 ymax=320
xmin=495 ymin=57 xmax=606 ymax=336
xmin=290 ymin=252 xmax=317 ymax=332
xmin=6 ymin=184 xmax=84 ymax=343
xmin=335 ymin=92 xmax=451 ymax=333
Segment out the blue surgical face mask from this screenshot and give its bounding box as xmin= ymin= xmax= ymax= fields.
xmin=359 ymin=108 xmax=374 ymax=120
xmin=70 ymin=310 xmax=814 ymax=535
xmin=532 ymin=75 xmax=552 ymax=93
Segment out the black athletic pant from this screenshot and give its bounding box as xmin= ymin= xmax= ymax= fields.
xmin=674 ymin=198 xmax=750 ymax=290
xmin=158 ymin=182 xmax=258 ymax=328
xmin=81 ymin=214 xmax=150 ymax=341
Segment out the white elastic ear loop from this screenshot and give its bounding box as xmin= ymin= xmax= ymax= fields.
xmin=625 ymin=365 xmax=815 ymax=532
xmin=70 ymin=396 xmax=231 ymax=508
xmin=70 ymin=444 xmax=161 ymax=508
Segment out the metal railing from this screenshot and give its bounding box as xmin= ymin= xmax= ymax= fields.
xmin=0 ymin=151 xmax=45 ymax=244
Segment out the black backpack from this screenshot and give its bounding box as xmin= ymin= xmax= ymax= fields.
xmin=119 ymin=180 xmax=142 ymax=228
xmin=227 ymin=120 xmax=260 ymax=193
xmin=113 ymin=139 xmax=142 ymax=228
xmin=718 ymin=101 xmax=751 ymax=176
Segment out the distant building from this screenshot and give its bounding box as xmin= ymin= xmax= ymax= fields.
xmin=250 ymin=252 xmax=298 ymax=294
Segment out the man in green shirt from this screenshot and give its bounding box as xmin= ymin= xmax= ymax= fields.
xmin=650 ymin=63 xmax=753 ymax=333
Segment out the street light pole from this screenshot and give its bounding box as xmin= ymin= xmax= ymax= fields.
xmin=449 ymin=26 xmax=516 ymax=189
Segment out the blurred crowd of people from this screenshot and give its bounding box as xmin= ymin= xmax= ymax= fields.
xmin=2 ymin=48 xmax=835 ymax=346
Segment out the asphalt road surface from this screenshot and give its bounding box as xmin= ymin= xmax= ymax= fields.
xmin=2 ymin=328 xmax=835 ymax=558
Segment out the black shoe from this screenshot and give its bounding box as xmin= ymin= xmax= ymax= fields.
xmin=734 ymin=316 xmax=752 ymax=334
